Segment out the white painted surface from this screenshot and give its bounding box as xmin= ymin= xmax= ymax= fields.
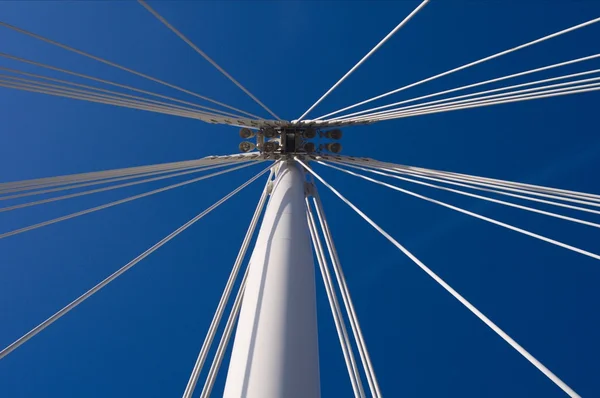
xmin=223 ymin=161 xmax=320 ymax=398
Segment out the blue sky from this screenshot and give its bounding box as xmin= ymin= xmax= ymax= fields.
xmin=1 ymin=1 xmax=599 ymax=397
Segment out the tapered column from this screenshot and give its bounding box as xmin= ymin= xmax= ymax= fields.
xmin=223 ymin=161 xmax=320 ymax=398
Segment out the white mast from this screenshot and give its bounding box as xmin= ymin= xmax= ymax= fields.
xmin=223 ymin=160 xmax=321 ymax=398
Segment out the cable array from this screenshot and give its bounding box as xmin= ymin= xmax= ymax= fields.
xmin=317 ymin=160 xmax=600 ymax=261
xmin=297 ymin=0 xmax=429 ymax=121
xmin=0 ymin=53 xmax=249 ymax=120
xmin=306 ymin=196 xmax=366 ymax=398
xmin=328 ymin=54 xmax=600 ymax=121
xmin=0 ymin=20 xmax=260 ymax=120
xmin=0 ymin=157 xmax=268 ymax=240
xmin=183 ymin=168 xmax=274 ymax=398
xmin=328 ymin=160 xmax=600 ymax=228
xmin=316 ymin=16 xmax=600 ymax=121
xmin=2 ymin=2 xmax=599 ymax=396
xmin=0 ymin=157 xmax=217 ymax=193
xmin=298 ymin=158 xmax=581 ymax=398
xmin=0 ymin=162 xmax=274 ymax=361
xmin=0 ymin=75 xmax=241 ymax=123
xmin=138 ymin=0 xmax=281 ymax=121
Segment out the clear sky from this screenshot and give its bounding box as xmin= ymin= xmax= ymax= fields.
xmin=1 ymin=1 xmax=599 ymax=397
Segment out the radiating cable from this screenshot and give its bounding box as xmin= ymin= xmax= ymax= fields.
xmin=318 ymin=161 xmax=600 ymax=261
xmin=306 ymin=197 xmax=366 ymax=398
xmin=358 ymin=156 xmax=600 ymax=205
xmin=0 ymin=159 xmax=214 ymax=194
xmin=0 ymin=21 xmax=260 ymax=119
xmin=0 ymin=161 xmax=244 ymax=213
xmin=311 ymin=187 xmax=382 ymax=398
xmin=0 ymin=161 xmax=225 ymax=199
xmin=0 ymin=78 xmax=218 ymax=121
xmin=182 ymin=168 xmax=274 ymax=398
xmin=138 ymin=0 xmax=281 ymax=120
xmin=362 ymin=159 xmax=600 ymax=210
xmin=297 ymin=159 xmax=581 ymax=398
xmin=317 ymin=16 xmax=600 ymax=120
xmin=0 ymin=72 xmax=232 ymax=119
xmin=339 ymin=70 xmax=600 ymax=121
xmin=0 ymin=79 xmax=213 ymax=121
xmin=0 ymin=162 xmax=273 ymax=361
xmin=353 ymin=77 xmax=600 ymax=121
xmin=405 ymin=164 xmax=600 ymax=203
xmin=0 ymin=52 xmax=250 ymax=119
xmin=0 ymin=158 xmax=206 ymax=187
xmin=296 ymin=0 xmax=429 ymax=121
xmin=199 ymin=267 xmax=249 ymax=398
xmin=0 ymin=79 xmax=261 ymax=129
xmin=330 ymin=54 xmax=600 ymax=121
xmin=351 ymin=160 xmax=600 ymax=216
xmin=0 ymin=160 xmax=268 ymax=240
xmin=327 ymin=160 xmax=600 ymax=228
xmin=367 ymin=84 xmax=600 ymax=122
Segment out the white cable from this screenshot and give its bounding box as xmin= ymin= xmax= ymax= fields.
xmin=329 ymin=53 xmax=600 ymax=120
xmin=312 ymin=188 xmax=384 ymax=397
xmin=328 ymin=160 xmax=600 ymax=229
xmin=305 ymin=197 xmax=366 ymax=398
xmin=368 ymin=159 xmax=600 ymax=209
xmin=0 ymin=160 xmax=222 ymax=197
xmin=182 ymin=168 xmax=273 ymax=398
xmin=0 ymin=163 xmax=273 ymax=361
xmin=406 ymin=164 xmax=600 ymax=203
xmin=0 ymin=160 xmax=217 ymax=195
xmin=0 ymin=79 xmax=213 ymax=121
xmin=0 ymin=79 xmax=258 ymax=129
xmin=0 ymin=160 xmax=269 ymax=240
xmin=0 ymin=72 xmax=233 ymax=119
xmin=0 ymin=52 xmax=249 ymax=120
xmin=339 ymin=70 xmax=600 ymax=121
xmin=353 ymin=77 xmax=600 ymax=121
xmin=317 ymin=161 xmax=600 ymax=261
xmin=296 ymin=159 xmax=581 ymax=398
xmin=199 ymin=267 xmax=249 ymax=398
xmin=0 ymin=162 xmax=195 ymax=193
xmin=0 ymin=80 xmax=212 ymax=122
xmin=336 ymin=155 xmax=600 ymax=203
xmin=0 ymin=161 xmax=230 ymax=201
xmin=371 ymin=160 xmax=600 ymax=207
xmin=297 ymin=0 xmax=429 ymax=121
xmin=0 ymin=161 xmax=244 ymax=213
xmin=0 ymin=21 xmax=260 ymax=119
xmin=0 ymin=156 xmax=252 ymax=195
xmin=138 ymin=0 xmax=281 ymax=121
xmin=317 ymin=16 xmax=600 ymax=120
xmin=367 ymin=84 xmax=600 ymax=122
xmin=0 ymin=159 xmax=238 ymax=194
xmin=0 ymin=158 xmax=210 ymax=191
xmin=349 ymin=160 xmax=600 ymax=216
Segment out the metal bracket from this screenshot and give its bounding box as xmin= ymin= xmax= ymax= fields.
xmin=304 ymin=182 xmax=316 ymax=197
xmin=267 ymin=180 xmax=274 ymax=195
